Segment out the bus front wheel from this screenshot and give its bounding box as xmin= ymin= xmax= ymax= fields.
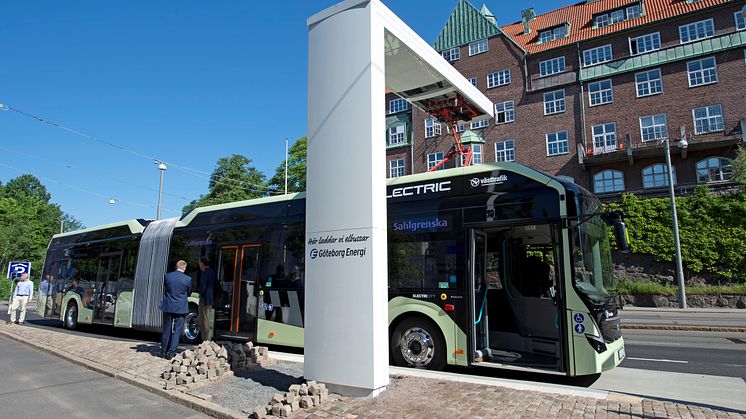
xmin=64 ymin=301 xmax=78 ymax=330
xmin=391 ymin=317 xmax=446 ymax=370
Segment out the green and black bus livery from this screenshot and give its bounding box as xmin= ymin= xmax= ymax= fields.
xmin=39 ymin=162 xmax=626 ymax=376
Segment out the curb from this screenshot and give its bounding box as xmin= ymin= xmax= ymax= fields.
xmin=623 ymin=324 xmax=746 ymax=332
xmin=0 ymin=327 xmax=244 ymax=419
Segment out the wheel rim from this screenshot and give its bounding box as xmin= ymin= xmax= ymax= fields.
xmin=400 ymin=327 xmax=435 ymax=367
xmin=66 ymin=305 xmax=77 ymax=327
xmin=184 ymin=312 xmax=199 ymax=341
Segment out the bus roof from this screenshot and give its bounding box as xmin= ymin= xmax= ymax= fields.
xmin=58 ymin=161 xmax=566 ymax=238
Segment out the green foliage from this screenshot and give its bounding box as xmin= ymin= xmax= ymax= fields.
xmin=267 ymin=137 xmax=307 ymax=194
xmin=733 ymin=146 xmax=746 ymax=185
xmin=182 ymin=154 xmax=267 ymax=214
xmin=606 ymin=188 xmax=746 ymax=283
xmin=0 ymin=175 xmax=83 ymax=300
xmin=617 ymin=280 xmax=746 ymax=295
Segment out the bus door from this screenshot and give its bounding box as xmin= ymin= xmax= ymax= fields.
xmin=214 ymin=244 xmax=260 ymax=340
xmin=469 ymin=229 xmax=489 ymax=360
xmin=93 ymin=252 xmax=122 ymax=324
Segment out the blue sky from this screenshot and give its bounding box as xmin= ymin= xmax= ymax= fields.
xmin=0 ymin=0 xmax=566 ymax=227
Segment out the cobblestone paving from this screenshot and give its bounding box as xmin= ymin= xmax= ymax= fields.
xmin=300 ymin=375 xmax=745 ymax=418
xmin=1 ymin=323 xmax=744 ymax=418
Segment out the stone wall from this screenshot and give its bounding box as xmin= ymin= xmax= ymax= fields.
xmin=621 ymin=294 xmax=746 ymax=309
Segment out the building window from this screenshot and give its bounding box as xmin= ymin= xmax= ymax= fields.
xmin=583 ymin=45 xmax=613 ymax=66
xmin=441 ymin=47 xmax=460 ymax=62
xmin=469 ymin=77 xmax=477 ymax=86
xmin=593 ymin=170 xmax=625 ymax=193
xmin=462 ymin=143 xmax=483 ymax=166
xmin=539 ymin=57 xmax=565 ymax=76
xmin=388 ymin=98 xmax=409 ymax=114
xmin=588 ymin=79 xmax=613 ymax=106
xmin=470 ymin=119 xmax=489 ymax=129
xmin=427 ymin=152 xmax=445 ymax=171
xmin=487 ymin=69 xmax=510 ymax=88
xmin=642 ymin=164 xmax=676 ymax=189
xmin=736 ymin=10 xmax=746 ymax=30
xmin=679 ymin=19 xmax=715 ymax=43
xmin=424 ymin=118 xmax=441 ymax=138
xmin=592 ymin=123 xmax=617 ymax=154
xmin=546 ymin=131 xmax=569 ymax=156
xmin=543 ymin=90 xmax=566 ymax=115
xmin=468 ymin=39 xmax=488 ymax=56
xmin=539 ymin=25 xmax=567 ymax=43
xmin=388 ymin=124 xmax=406 ymax=145
xmin=594 ymin=4 xmax=641 ymax=28
xmin=389 ymin=159 xmax=405 ymax=178
xmin=495 ymin=101 xmax=515 ymax=124
xmin=696 ymin=157 xmax=733 ymax=182
xmin=495 ymin=140 xmax=515 ymax=162
xmin=640 ymin=114 xmax=668 ymax=142
xmin=693 ymin=104 xmax=724 ymax=134
xmin=687 ymin=57 xmax=718 ymax=87
xmin=629 ymin=32 xmax=661 ymax=55
xmin=635 ymin=69 xmax=663 ymax=97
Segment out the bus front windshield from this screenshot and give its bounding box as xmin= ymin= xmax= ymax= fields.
xmin=572 ymin=213 xmax=615 ymax=305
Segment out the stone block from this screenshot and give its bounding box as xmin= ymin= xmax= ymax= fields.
xmin=179 ymin=365 xmax=188 ymax=374
xmin=319 ymin=388 xmax=328 ymax=404
xmin=271 ymin=404 xmax=282 ymax=416
xmin=187 ymin=367 xmax=197 ymax=376
xmin=258 ymin=347 xmax=268 ymax=356
xmin=271 ymin=393 xmax=284 ymax=404
xmin=285 ymin=393 xmax=297 ymax=404
xmin=182 ymin=349 xmax=194 ymax=359
xmin=251 ymin=408 xmax=267 ymax=419
xmin=311 ymin=395 xmax=319 ymax=406
xmin=207 ymin=369 xmax=217 ymax=379
xmin=164 ymin=380 xmax=175 ymax=390
xmin=308 ymin=383 xmax=319 ymax=396
xmin=299 ymin=383 xmax=308 ymax=396
xmin=300 ymin=396 xmax=313 ymax=409
xmin=288 ymin=384 xmax=301 ymax=396
xmin=290 ymin=400 xmax=300 ymax=412
xmin=217 ymin=347 xmax=228 ymax=359
xmin=279 ymin=404 xmax=292 ymax=417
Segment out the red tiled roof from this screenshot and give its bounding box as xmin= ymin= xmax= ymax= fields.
xmin=501 ymin=0 xmax=733 ymax=54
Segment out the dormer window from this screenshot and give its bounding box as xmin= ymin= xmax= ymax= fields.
xmin=539 ymin=24 xmax=568 ymax=44
xmin=594 ymin=3 xmax=642 ymax=29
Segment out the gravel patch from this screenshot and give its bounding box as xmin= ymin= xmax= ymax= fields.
xmin=198 ymin=360 xmax=305 ymax=414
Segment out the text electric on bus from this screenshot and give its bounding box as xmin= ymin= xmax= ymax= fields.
xmin=38 ymin=162 xmax=629 ymax=376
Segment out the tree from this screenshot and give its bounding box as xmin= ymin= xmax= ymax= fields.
xmin=61 ymin=212 xmax=85 ymax=233
xmin=182 ymin=154 xmax=267 ymax=214
xmin=268 ymin=137 xmax=307 ymax=194
xmin=4 ymin=174 xmax=51 ymax=203
xmin=732 ymin=146 xmax=746 ymax=185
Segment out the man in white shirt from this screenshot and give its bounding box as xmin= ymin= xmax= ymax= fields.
xmin=8 ymin=273 xmax=34 ymax=325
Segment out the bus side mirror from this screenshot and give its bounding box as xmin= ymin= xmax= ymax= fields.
xmin=613 ymin=220 xmax=630 ymax=253
xmin=602 ymin=211 xmax=631 ymax=253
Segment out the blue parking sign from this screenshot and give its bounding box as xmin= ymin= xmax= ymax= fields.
xmin=7 ymin=261 xmax=31 ymax=279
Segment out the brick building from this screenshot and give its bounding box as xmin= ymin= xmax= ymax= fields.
xmin=385 ymin=0 xmax=746 ymax=198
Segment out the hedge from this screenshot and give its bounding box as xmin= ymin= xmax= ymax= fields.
xmin=604 ymin=186 xmax=746 ymax=284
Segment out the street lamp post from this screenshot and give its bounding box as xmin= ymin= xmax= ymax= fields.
xmin=663 ymin=137 xmax=687 ymax=309
xmin=156 ymin=161 xmax=167 ymax=220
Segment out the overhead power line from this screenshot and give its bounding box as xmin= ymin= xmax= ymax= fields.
xmin=0 ymin=103 xmax=280 ymax=196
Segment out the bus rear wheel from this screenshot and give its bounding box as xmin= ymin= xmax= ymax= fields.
xmin=182 ymin=305 xmax=200 ymax=344
xmin=391 ymin=317 xmax=446 ymax=370
xmin=64 ymin=301 xmax=78 ymax=330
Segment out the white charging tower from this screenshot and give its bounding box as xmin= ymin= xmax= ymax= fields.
xmin=305 ymin=0 xmax=494 ymax=397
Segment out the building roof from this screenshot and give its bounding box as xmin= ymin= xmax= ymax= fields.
xmin=433 ymin=0 xmax=503 ymax=51
xmin=501 ymin=0 xmax=733 ymax=54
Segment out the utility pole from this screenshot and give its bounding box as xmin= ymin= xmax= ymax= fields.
xmin=663 ymin=138 xmax=687 ymax=309
xmin=156 ymin=161 xmax=167 ymax=220
xmin=284 ymin=137 xmax=289 ymax=195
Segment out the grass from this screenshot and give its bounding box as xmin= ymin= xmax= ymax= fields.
xmin=617 ymin=280 xmax=746 ymax=295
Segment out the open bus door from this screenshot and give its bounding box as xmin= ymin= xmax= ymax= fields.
xmin=214 ymin=244 xmax=261 ymax=340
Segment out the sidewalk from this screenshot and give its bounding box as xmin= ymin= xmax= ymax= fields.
xmin=0 ymin=322 xmax=743 ymax=418
xmin=622 ymin=306 xmax=746 ymax=332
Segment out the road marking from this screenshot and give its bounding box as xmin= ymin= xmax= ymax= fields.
xmin=626 ymin=357 xmax=688 ymax=364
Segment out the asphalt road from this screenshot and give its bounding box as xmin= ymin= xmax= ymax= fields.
xmin=0 ymin=335 xmax=207 ymax=419
xmin=620 ymin=329 xmax=746 ymax=380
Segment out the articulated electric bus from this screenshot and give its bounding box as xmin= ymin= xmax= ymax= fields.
xmin=38 ymin=162 xmax=627 ymax=376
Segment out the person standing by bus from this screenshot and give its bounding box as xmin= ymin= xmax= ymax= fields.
xmin=160 ymin=260 xmax=191 ymax=359
xmin=197 ymin=256 xmax=216 ymax=342
xmin=8 ymin=273 xmax=33 ymax=325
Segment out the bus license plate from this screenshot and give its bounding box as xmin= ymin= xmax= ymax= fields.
xmin=618 ymin=347 xmax=626 ymax=360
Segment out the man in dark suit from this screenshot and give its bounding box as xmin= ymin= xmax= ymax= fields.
xmin=197 ymin=256 xmax=216 ymax=341
xmin=161 ymin=260 xmax=192 ymax=359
